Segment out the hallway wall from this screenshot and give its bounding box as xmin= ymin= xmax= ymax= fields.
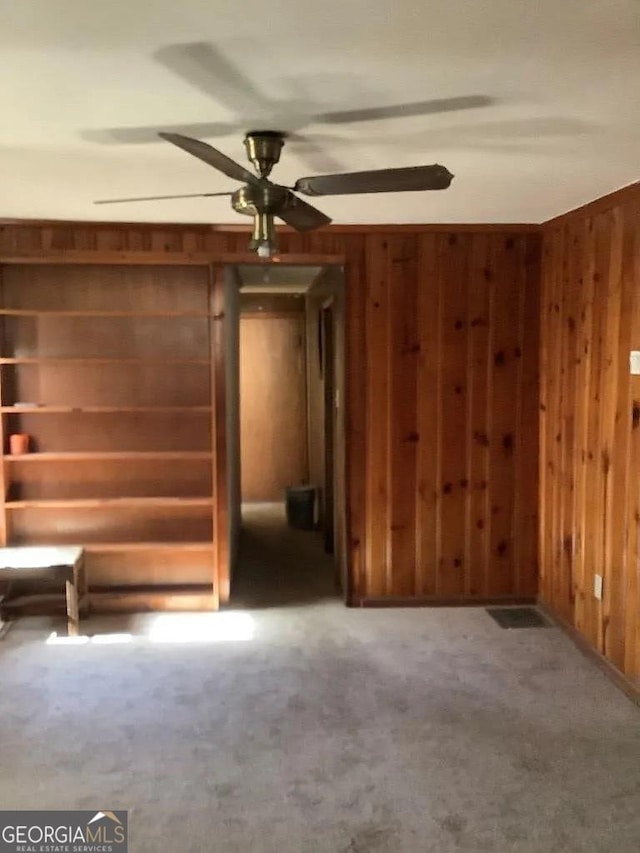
xmin=239 ymin=300 xmax=308 ymax=501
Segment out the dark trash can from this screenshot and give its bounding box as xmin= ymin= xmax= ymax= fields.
xmin=285 ymin=485 xmax=316 ymax=530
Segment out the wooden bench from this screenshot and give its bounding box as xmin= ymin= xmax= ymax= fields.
xmin=0 ymin=547 xmax=88 ymax=636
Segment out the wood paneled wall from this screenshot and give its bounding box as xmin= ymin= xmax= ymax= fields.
xmin=360 ymin=232 xmax=540 ymax=601
xmin=240 ymin=308 xmax=308 ymax=501
xmin=540 ymin=185 xmax=640 ymax=680
xmin=0 ymin=220 xmax=541 ymax=604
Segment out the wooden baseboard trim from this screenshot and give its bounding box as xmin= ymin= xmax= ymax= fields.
xmin=0 ymin=585 xmax=218 ymax=614
xmin=537 ymin=599 xmax=640 ymax=706
xmin=353 ymin=595 xmax=537 ymax=608
xmin=90 ymin=585 xmax=217 ymax=612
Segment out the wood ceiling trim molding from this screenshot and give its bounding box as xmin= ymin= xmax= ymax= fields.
xmin=0 ymin=251 xmax=345 ymax=266
xmin=0 ymin=218 xmax=214 ymax=231
xmin=204 ymin=223 xmax=542 ymax=234
xmin=543 ymin=180 xmax=640 ymax=229
xmin=0 ymin=218 xmax=541 ymax=234
xmin=0 ymin=252 xmax=217 ymax=265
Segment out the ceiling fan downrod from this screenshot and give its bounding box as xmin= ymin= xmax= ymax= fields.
xmin=243 ymin=131 xmax=285 ymax=179
xmin=232 ymin=134 xmax=288 ymax=255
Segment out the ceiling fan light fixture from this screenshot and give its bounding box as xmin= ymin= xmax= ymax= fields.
xmin=249 ymin=211 xmax=278 ymax=258
xmin=255 ymin=240 xmax=277 ymax=259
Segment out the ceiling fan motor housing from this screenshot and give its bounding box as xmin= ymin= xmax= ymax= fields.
xmin=232 ymin=183 xmax=289 ymax=256
xmin=231 ymin=183 xmax=289 ymax=217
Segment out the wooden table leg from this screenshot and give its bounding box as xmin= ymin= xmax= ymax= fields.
xmin=76 ymin=553 xmax=90 ymax=617
xmin=65 ymin=578 xmax=80 ymax=637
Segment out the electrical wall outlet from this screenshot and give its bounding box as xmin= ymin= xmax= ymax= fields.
xmin=594 ymin=574 xmax=603 ymax=600
xmin=630 ymin=351 xmax=640 ymax=375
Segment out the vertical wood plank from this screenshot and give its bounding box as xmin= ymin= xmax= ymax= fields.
xmin=597 ymin=210 xmax=622 ymax=655
xmin=550 ymin=228 xmax=566 ymax=614
xmin=581 ymin=213 xmax=611 ymax=649
xmin=209 ymin=265 xmax=226 ymax=610
xmin=437 ymin=233 xmax=470 ymax=596
xmin=558 ymin=221 xmax=576 ymax=618
xmin=538 ymin=236 xmax=550 ymax=604
xmin=623 ymin=202 xmax=640 ymax=678
xmin=415 ymin=234 xmax=442 ymax=596
xmin=466 ymin=235 xmax=492 ymax=596
xmin=515 ymin=234 xmax=540 ymax=596
xmin=388 ymin=236 xmax=419 ymax=596
xmin=556 ymin=221 xmax=579 ymax=617
xmin=605 ymin=206 xmax=632 ymax=669
xmin=488 ymin=235 xmax=522 ymax=596
xmin=571 ymin=218 xmax=595 ymax=636
xmin=545 ymin=228 xmax=560 ymax=612
xmin=342 ymin=236 xmax=367 ymax=602
xmin=364 ymin=235 xmax=391 ymax=597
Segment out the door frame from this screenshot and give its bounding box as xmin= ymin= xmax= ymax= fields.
xmin=321 ymin=296 xmax=336 ymax=554
xmin=211 ymin=254 xmax=347 ymax=604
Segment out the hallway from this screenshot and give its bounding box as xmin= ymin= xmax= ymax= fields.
xmin=230 ymin=502 xmax=340 ymax=608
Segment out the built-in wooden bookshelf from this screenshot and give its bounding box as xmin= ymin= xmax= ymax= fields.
xmin=0 ymin=262 xmax=219 ymax=608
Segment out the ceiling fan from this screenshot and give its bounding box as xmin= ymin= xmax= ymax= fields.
xmin=94 ymin=130 xmax=454 ymax=256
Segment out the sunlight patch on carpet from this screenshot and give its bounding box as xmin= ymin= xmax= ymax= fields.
xmin=147 ymin=612 xmax=255 ymax=643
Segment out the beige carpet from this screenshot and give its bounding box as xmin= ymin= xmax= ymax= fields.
xmin=1 ymin=511 xmax=640 ymax=851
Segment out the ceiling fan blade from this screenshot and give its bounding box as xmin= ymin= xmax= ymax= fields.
xmin=278 ymin=192 xmax=332 ymax=232
xmin=159 ymin=132 xmax=261 ymax=185
xmin=94 ymin=191 xmax=233 ymax=205
xmin=317 ymin=95 xmax=494 ymax=125
xmin=154 ymin=42 xmax=273 ymax=116
xmin=82 ymin=122 xmax=241 ymax=145
xmin=286 ymin=133 xmax=347 ymax=174
xmin=294 ymin=165 xmax=453 ymax=197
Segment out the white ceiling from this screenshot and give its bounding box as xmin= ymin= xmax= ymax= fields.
xmin=0 ymin=0 xmax=638 ymax=224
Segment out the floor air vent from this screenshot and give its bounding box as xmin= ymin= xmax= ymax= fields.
xmin=486 ymin=607 xmax=548 ymax=629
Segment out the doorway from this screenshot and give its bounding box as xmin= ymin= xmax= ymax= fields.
xmin=224 ymin=262 xmax=346 ymax=607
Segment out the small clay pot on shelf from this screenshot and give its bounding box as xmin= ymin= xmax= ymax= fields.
xmin=9 ymin=434 xmax=29 ymax=455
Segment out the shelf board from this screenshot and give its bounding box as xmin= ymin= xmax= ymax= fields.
xmin=0 ymin=357 xmax=210 ymax=365
xmin=0 ymin=309 xmax=211 ymax=318
xmin=5 ymin=497 xmax=213 ymax=509
xmin=8 ymin=540 xmax=213 ymax=551
xmin=3 ymin=451 xmax=212 ymax=462
xmin=83 ymin=541 xmax=214 ymax=551
xmin=0 ymin=406 xmax=211 ymax=413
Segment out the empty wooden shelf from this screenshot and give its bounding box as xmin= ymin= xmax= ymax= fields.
xmin=0 ymin=261 xmax=218 ymax=606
